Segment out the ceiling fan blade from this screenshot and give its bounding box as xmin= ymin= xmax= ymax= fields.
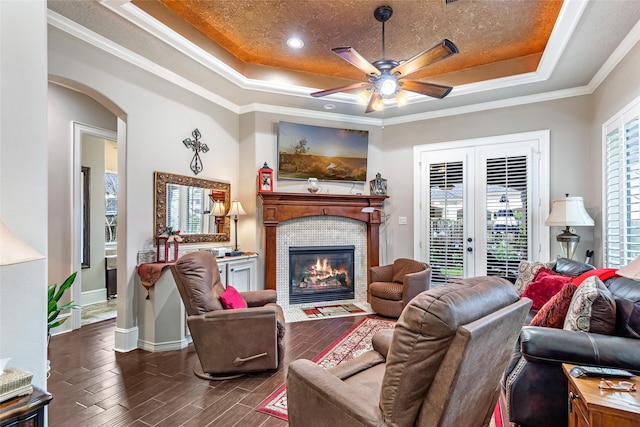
xmin=364 ymin=91 xmax=378 ymax=114
xmin=332 ymin=47 xmax=381 ymax=76
xmin=401 ymin=80 xmax=454 ymax=99
xmin=311 ymin=82 xmax=371 ymax=98
xmin=391 ymin=39 xmax=459 ymax=77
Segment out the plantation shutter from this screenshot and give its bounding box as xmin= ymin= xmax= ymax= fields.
xmin=167 ymin=183 xmax=180 ymax=231
xmin=428 ymin=161 xmax=464 ymax=285
xmin=605 ymin=101 xmax=640 ymax=267
xmin=484 ymin=156 xmax=528 ymax=279
xmin=419 ymin=131 xmax=547 ymax=286
xmin=185 ymin=187 xmax=203 ymax=234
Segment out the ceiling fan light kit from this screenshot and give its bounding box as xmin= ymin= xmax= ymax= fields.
xmin=311 ymin=5 xmax=458 ymax=113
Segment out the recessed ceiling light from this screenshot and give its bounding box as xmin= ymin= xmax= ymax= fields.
xmin=287 ymin=37 xmax=304 ymax=49
xmin=323 ymin=104 xmax=336 ymax=110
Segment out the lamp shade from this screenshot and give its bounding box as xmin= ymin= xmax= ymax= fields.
xmin=226 ymin=200 xmax=246 ymax=217
xmin=617 ymin=256 xmax=640 ymax=279
xmin=0 ymin=219 xmax=45 ymax=266
xmin=545 ymin=195 xmax=594 ymax=227
xmin=211 ymin=200 xmax=226 ymax=216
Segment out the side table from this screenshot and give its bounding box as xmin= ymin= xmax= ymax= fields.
xmin=563 ymin=364 xmax=640 ymax=427
xmin=0 ymin=386 xmax=52 ymax=427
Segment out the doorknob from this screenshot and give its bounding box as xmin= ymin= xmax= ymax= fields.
xmin=467 ymin=238 xmax=473 ymax=242
xmin=467 ymin=247 xmax=473 ymax=252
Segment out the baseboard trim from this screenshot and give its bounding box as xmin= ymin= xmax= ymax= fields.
xmin=114 ymin=326 xmax=138 ymax=352
xmin=137 ymin=338 xmax=189 ymax=353
xmin=81 ymin=289 xmax=107 ymax=306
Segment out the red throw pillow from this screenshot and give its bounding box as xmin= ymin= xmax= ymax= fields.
xmin=529 ymin=282 xmax=577 ymax=328
xmin=521 ymin=267 xmax=573 ymax=310
xmin=220 ymin=285 xmax=248 ymax=309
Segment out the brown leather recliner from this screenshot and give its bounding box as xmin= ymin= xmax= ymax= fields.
xmin=170 ymin=251 xmax=285 ymax=380
xmin=287 ymin=277 xmax=532 ymax=427
xmin=368 ymin=258 xmax=431 ymax=317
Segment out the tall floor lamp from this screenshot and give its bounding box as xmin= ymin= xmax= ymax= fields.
xmin=226 ymin=200 xmax=246 ymax=255
xmin=545 ymin=194 xmax=594 ymax=260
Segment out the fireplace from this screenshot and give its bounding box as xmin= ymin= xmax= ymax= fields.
xmin=289 ymin=245 xmax=355 ymax=305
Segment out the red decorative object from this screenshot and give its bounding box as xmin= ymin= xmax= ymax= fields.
xmin=156 ymin=235 xmax=179 ymax=263
xmin=258 ymin=162 xmax=274 ymax=192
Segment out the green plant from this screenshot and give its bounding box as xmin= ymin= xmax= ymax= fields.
xmin=48 ymin=271 xmax=80 ymax=332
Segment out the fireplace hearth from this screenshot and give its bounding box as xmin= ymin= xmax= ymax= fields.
xmin=289 ymin=245 xmax=355 ymax=305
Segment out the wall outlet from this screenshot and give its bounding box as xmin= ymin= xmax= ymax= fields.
xmin=398 ymin=216 xmax=407 ymax=225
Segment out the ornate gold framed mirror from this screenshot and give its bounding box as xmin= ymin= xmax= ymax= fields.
xmin=154 ymin=171 xmax=231 ymax=243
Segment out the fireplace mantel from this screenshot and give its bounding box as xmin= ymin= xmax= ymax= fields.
xmin=258 ymin=192 xmax=388 ymax=290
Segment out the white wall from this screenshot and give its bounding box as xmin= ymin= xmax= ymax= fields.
xmin=48 ymin=25 xmax=239 ymax=350
xmin=47 ymin=83 xmax=116 ymax=293
xmin=382 ymin=96 xmax=594 ymax=262
xmin=590 ymin=37 xmax=640 ymax=266
xmin=0 ymin=0 xmax=48 ymax=388
xmin=38 ymin=2 xmax=640 ymax=359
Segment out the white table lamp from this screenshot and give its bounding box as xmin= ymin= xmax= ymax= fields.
xmin=545 ymin=194 xmax=594 ymax=260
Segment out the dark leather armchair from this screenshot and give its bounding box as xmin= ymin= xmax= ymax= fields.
xmin=368 ymin=258 xmax=431 ymax=318
xmin=287 ymin=277 xmax=531 ymax=427
xmin=170 ymin=251 xmax=285 ymax=380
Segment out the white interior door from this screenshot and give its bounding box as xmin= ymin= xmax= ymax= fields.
xmin=415 ymin=131 xmax=549 ymax=286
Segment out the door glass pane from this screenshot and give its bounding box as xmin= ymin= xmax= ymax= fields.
xmin=485 ymin=156 xmax=528 ymax=281
xmin=429 ymin=161 xmax=464 ymax=285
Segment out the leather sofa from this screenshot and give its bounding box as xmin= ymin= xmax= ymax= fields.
xmin=502 ymin=258 xmax=640 ymax=427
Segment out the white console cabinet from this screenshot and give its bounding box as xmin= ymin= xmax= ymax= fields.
xmin=222 ymin=256 xmax=257 ymax=292
xmin=137 ymin=253 xmax=258 ymax=352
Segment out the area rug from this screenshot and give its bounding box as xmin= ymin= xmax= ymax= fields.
xmin=256 ymin=317 xmax=395 ymax=421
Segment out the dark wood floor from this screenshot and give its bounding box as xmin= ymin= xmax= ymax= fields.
xmin=47 ymin=314 xmax=370 ymax=426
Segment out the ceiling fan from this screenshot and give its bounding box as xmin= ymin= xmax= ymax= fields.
xmin=311 ymin=5 xmax=459 ymax=113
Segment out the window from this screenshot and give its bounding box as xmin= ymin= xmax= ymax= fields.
xmin=105 ymin=172 xmax=118 ymax=243
xmin=604 ymin=97 xmax=640 ymax=268
xmin=166 ymin=184 xmax=205 ymax=234
xmin=419 ymin=131 xmax=548 ymax=285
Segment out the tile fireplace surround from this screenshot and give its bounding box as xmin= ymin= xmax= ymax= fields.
xmin=259 ymin=192 xmax=387 ymax=311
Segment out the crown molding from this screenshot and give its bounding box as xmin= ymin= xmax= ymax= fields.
xmin=383 ymin=86 xmax=593 ymax=126
xmin=240 ymin=103 xmax=383 ymax=126
xmin=49 ymin=2 xmax=638 ymax=126
xmin=98 ymin=0 xmax=585 ymax=107
xmin=47 ymin=10 xmax=241 ymax=114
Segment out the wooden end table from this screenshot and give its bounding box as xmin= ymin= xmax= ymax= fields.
xmin=0 ymin=386 xmax=52 ymax=427
xmin=563 ymin=364 xmax=640 ymax=427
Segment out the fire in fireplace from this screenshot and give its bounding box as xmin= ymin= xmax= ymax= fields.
xmin=289 ymin=245 xmax=355 ymax=305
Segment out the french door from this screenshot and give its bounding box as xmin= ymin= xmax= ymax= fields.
xmin=415 ymin=131 xmax=550 ymax=286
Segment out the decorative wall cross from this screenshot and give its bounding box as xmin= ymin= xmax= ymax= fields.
xmin=182 ymin=128 xmax=209 ymax=175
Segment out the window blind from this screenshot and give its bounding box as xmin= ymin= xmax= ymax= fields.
xmin=604 ymin=99 xmax=640 ymax=268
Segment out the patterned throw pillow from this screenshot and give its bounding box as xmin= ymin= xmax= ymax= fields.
xmin=521 ymin=267 xmax=573 ymax=310
xmin=514 ymin=261 xmax=548 ymax=295
xmin=529 ymin=282 xmax=577 ymax=328
xmin=563 ymin=277 xmax=616 ymax=334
